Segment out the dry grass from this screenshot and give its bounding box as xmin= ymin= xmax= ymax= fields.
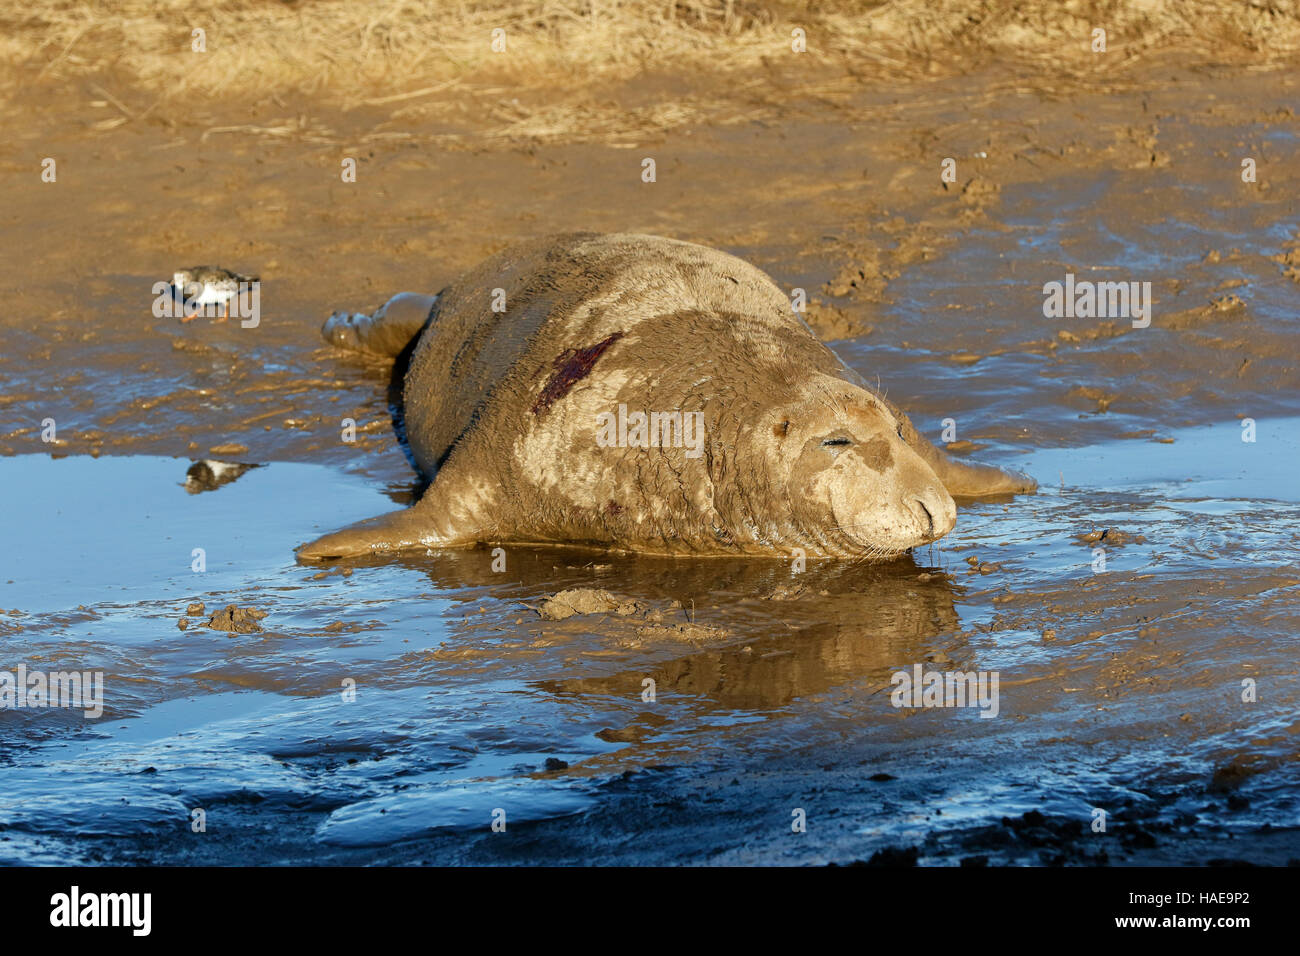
xmin=10 ymin=0 xmax=817 ymax=100
xmin=4 ymin=0 xmax=1298 ymax=102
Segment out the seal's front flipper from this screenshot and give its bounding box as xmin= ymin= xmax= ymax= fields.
xmin=299 ymin=461 xmax=491 ymax=562
xmin=297 ymin=505 xmax=464 ymax=562
xmin=931 ymin=457 xmax=1037 ymax=498
xmin=886 ymin=403 xmax=1036 ymax=498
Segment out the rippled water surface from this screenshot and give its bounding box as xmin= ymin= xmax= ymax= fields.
xmin=2 ymin=410 xmax=1296 ymax=864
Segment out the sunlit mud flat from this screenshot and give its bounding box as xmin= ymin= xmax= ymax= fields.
xmin=0 ymin=411 xmax=1296 ymax=865
xmin=831 ymin=164 xmax=1300 ymax=455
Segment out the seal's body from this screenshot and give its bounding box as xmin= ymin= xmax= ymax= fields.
xmin=300 ymin=233 xmax=1033 ymax=561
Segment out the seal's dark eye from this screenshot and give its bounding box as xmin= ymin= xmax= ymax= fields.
xmin=823 ymin=437 xmax=852 ymax=447
xmin=896 ymin=424 xmax=906 ymax=442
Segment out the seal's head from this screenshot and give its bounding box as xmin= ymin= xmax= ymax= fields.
xmin=756 ymin=374 xmax=956 ymax=558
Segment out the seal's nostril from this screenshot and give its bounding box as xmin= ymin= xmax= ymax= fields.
xmin=917 ymin=498 xmax=934 ymax=535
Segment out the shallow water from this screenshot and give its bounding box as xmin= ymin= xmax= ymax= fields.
xmin=1 ymin=407 xmax=1296 ymax=863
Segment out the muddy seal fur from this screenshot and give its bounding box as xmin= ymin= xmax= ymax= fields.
xmin=300 ymin=233 xmax=1034 ymax=561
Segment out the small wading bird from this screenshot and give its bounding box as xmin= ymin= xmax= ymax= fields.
xmin=172 ymin=266 xmax=258 ymax=321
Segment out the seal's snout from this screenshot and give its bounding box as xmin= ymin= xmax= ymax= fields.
xmin=910 ymin=484 xmax=957 ymax=544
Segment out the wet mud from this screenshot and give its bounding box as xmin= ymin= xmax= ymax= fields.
xmin=1 ymin=65 xmax=1297 ymax=865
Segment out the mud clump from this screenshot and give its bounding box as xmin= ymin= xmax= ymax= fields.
xmin=764 ymin=583 xmax=805 ymax=601
xmin=535 ymin=588 xmax=643 ymax=620
xmin=1076 ymin=528 xmax=1147 ymax=547
xmin=1162 ymin=295 xmax=1249 ymax=330
xmin=635 ymin=622 xmax=729 ymax=645
xmin=533 ymin=588 xmax=728 ymax=644
xmin=802 ymin=299 xmax=872 ymax=340
xmin=1210 ymin=756 xmax=1268 ymax=792
xmin=824 ymin=247 xmax=887 ymax=300
xmin=1271 ymin=240 xmax=1300 ymax=281
xmin=1067 ymin=385 xmax=1118 ymax=414
xmin=959 ymin=176 xmax=1000 ymax=208
xmin=998 ymin=810 xmax=1088 ymax=854
xmin=836 ymin=846 xmax=919 ymax=867
xmin=206 ymin=604 xmax=268 ymax=633
xmin=178 ymin=600 xmax=207 ymax=631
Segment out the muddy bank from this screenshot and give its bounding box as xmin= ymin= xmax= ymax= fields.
xmin=3 ymin=67 xmax=1298 ymax=478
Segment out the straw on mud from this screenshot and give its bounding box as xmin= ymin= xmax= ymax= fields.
xmin=3 ymin=1 xmax=1297 ymax=145
xmin=6 ymin=0 xmax=1298 ymax=101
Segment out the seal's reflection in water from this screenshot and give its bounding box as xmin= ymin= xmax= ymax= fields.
xmin=364 ymin=546 xmax=967 ymax=759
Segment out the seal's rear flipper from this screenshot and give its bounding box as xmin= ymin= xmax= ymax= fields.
xmin=322 ymin=292 xmax=439 ymax=359
xmin=297 ymin=506 xmax=460 ymax=562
